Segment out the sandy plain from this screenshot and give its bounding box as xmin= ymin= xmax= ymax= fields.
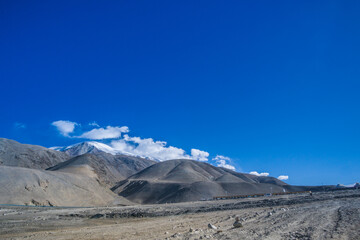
xmin=0 ymin=189 xmax=359 ymax=240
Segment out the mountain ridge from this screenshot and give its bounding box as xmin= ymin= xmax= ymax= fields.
xmin=1 ymin=137 xmax=344 ymax=207
xmin=0 ymin=138 xmax=70 ymax=169
xmin=112 ymin=159 xmax=294 ymax=204
xmin=48 ymin=152 xmax=156 ymax=186
xmin=51 ymin=141 xmax=154 ymax=161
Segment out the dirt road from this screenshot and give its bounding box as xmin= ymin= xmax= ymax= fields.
xmin=0 ymin=189 xmax=359 ymax=239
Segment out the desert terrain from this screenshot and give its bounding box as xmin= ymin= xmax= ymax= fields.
xmin=1 ymin=189 xmax=359 ymax=240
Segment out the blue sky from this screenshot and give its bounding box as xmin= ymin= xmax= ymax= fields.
xmin=1 ymin=1 xmax=359 ymax=185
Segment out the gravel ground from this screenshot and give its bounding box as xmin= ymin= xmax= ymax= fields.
xmin=0 ymin=189 xmax=359 ymax=240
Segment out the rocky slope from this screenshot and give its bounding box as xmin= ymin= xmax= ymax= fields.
xmin=112 ymin=159 xmax=294 ymax=204
xmin=48 ymin=152 xmax=156 ymax=186
xmin=0 ymin=138 xmax=69 ymax=169
xmin=0 ymin=165 xmax=132 ymax=206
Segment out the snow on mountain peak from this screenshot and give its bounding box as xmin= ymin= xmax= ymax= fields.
xmin=50 ymin=141 xmax=141 ymax=158
xmin=50 ymin=141 xmax=117 ymax=156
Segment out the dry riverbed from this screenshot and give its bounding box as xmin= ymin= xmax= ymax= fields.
xmin=0 ymin=189 xmax=359 ymax=240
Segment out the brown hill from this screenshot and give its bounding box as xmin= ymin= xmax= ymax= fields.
xmin=0 ymin=138 xmax=69 ymax=169
xmin=0 ymin=166 xmax=133 ymax=206
xmin=112 ymin=159 xmax=293 ymax=204
xmin=48 ymin=152 xmax=156 ymax=186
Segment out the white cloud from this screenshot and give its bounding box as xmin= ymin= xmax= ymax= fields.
xmin=249 ymin=171 xmax=269 ymax=177
xmin=88 ymin=122 xmax=100 ymax=127
xmin=111 ymin=135 xmax=191 ymax=161
xmin=217 ymin=160 xmax=236 ymax=171
xmin=50 ymin=120 xmax=211 ymax=163
xmin=213 ymin=155 xmax=230 ymax=161
xmin=191 ymin=149 xmax=209 ymax=161
xmin=52 ymin=120 xmax=128 ymax=140
xmin=278 ymin=175 xmax=289 ymax=180
xmin=110 ymin=139 xmax=134 ymax=154
xmin=52 ymin=120 xmax=78 ymax=137
xmin=77 ymin=126 xmax=129 ymax=140
xmin=110 ymin=134 xmax=210 ymax=162
xmin=213 ymin=155 xmax=236 ymax=171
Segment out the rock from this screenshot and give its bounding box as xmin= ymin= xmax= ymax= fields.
xmin=233 ymin=217 xmax=243 ymax=228
xmin=171 ymin=233 xmax=180 ymax=238
xmin=208 ymin=223 xmax=217 ymax=230
xmin=189 ymin=228 xmax=194 ymax=232
xmin=39 ymin=179 xmax=49 ymax=190
xmin=31 ymin=199 xmax=42 ymax=206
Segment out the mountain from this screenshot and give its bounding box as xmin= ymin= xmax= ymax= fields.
xmin=112 ymin=159 xmax=294 ymax=204
xmin=53 ymin=141 xmax=119 ymax=157
xmin=48 ymin=152 xmax=156 ymax=186
xmin=336 ymin=182 xmax=360 ymax=188
xmin=0 ymin=138 xmax=69 ymax=169
xmin=0 ymin=138 xmax=150 ymax=206
xmin=0 ymin=165 xmax=132 ymax=206
xmin=53 ymin=141 xmax=161 ymax=161
xmin=0 ymin=137 xmax=321 ymax=206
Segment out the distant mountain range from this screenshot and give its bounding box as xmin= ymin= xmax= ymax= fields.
xmin=0 ymin=138 xmax=357 ymax=207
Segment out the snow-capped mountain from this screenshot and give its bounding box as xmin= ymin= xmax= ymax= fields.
xmin=336 ymin=182 xmax=360 ymax=188
xmin=51 ymin=141 xmax=146 ymax=159
xmin=52 ymin=142 xmax=119 ymax=157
